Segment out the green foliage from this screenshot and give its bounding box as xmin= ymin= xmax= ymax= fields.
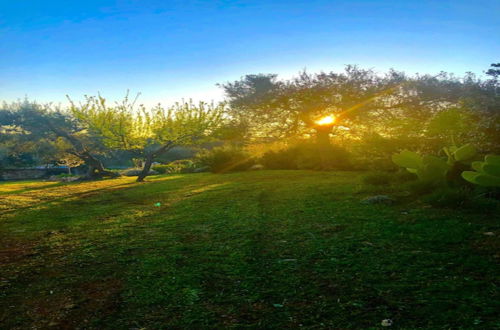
xmin=0 ymin=100 xmax=114 ymax=178
xmin=70 ymin=96 xmax=225 ymax=153
xmin=151 ymin=164 xmax=170 ymax=174
xmin=391 ymin=150 xmax=423 ymax=169
xmin=443 ymin=144 xmax=477 ymax=164
xmin=153 ymin=160 xmax=197 ymax=174
xmin=69 ymin=95 xmax=225 ymax=181
xmin=353 ymin=133 xmax=406 ymax=171
xmin=361 ymin=172 xmax=393 ymax=186
xmin=260 ymin=148 xmax=297 ymax=170
xmin=261 ymin=142 xmax=351 ymax=170
xmin=3 ymin=66 xmax=500 ymax=176
xmin=462 ymin=154 xmax=500 ymax=187
xmin=391 ymin=147 xmax=496 ymax=208
xmin=393 ymin=169 xmax=418 ymax=183
xmin=195 ymin=145 xmax=254 ymax=173
xmin=392 ymin=145 xmax=477 ymax=184
xmin=121 ymin=168 xmax=159 ymax=176
xmin=392 ymin=150 xmax=448 ymax=183
xmin=55 ymin=173 xmax=79 ymax=178
xmin=427 ymin=108 xmax=473 ymax=145
xmin=169 ymin=159 xmax=198 ymax=173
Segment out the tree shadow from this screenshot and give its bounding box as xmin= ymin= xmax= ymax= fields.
xmin=0 ymin=182 xmax=65 ymax=195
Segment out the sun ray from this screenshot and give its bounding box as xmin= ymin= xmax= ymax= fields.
xmin=315 ymin=115 xmax=336 ymax=126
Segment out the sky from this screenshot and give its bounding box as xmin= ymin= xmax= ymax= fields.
xmin=0 ymin=0 xmax=498 ymax=107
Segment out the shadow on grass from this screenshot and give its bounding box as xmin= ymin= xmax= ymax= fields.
xmin=1 ymin=171 xmax=498 ymax=329
xmin=0 ymin=182 xmax=65 ymax=195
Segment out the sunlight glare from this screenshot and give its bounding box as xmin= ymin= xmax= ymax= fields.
xmin=315 ymin=115 xmax=336 ymax=126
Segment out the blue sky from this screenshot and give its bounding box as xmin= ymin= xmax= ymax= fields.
xmin=0 ymin=0 xmax=498 ymax=106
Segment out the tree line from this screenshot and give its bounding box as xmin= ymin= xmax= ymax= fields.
xmin=1 ymin=64 xmax=498 ymax=181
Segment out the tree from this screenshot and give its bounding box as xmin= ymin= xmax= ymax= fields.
xmin=220 ymin=66 xmax=404 ymax=142
xmin=70 ymin=95 xmax=225 ymax=182
xmin=53 ymin=138 xmax=85 ymax=174
xmin=221 ymin=66 xmax=500 ymax=154
xmin=485 ymin=63 xmax=500 ymax=81
xmin=0 ymin=100 xmax=116 ymax=178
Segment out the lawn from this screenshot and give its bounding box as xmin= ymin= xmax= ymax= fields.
xmin=0 ymin=171 xmax=498 ymax=329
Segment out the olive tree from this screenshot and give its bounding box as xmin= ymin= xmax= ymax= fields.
xmin=70 ymin=95 xmax=225 ymax=182
xmin=0 ymin=100 xmax=114 ymax=177
xmin=221 ymin=65 xmax=500 ymax=154
xmin=220 ymin=66 xmax=404 ymax=142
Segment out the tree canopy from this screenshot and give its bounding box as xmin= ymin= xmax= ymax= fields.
xmin=69 ymin=95 xmax=225 ymax=181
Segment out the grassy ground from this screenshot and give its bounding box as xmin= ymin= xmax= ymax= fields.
xmin=0 ymin=171 xmax=498 ymax=329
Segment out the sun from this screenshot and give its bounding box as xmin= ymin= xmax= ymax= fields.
xmin=315 ymin=115 xmax=336 ymax=126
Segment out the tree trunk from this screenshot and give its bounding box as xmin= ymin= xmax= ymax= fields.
xmin=46 ymin=122 xmax=119 ymax=179
xmin=315 ymin=126 xmax=333 ymax=170
xmin=136 ymin=142 xmax=175 ymax=182
xmin=315 ymin=126 xmax=332 ymax=146
xmin=79 ymin=151 xmax=119 ymax=179
xmin=136 ymin=154 xmax=154 ymax=182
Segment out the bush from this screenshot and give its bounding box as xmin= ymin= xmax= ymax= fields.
xmin=393 ymin=169 xmax=418 ymax=183
xmin=195 ymin=145 xmax=254 ymax=173
xmin=152 ymin=160 xmax=197 ymax=174
xmin=261 ymin=148 xmax=297 ymax=170
xmin=55 ymin=173 xmax=78 ymax=178
xmin=170 ymin=159 xmax=198 ymax=173
xmin=261 ymin=142 xmax=351 ymax=170
xmin=362 ymin=172 xmax=393 ymax=186
xmin=121 ymin=168 xmax=159 ymax=176
xmin=151 ymin=164 xmax=170 ymax=174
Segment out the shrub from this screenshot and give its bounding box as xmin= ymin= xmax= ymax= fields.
xmin=393 ymin=169 xmax=418 ymax=183
xmin=462 ymin=154 xmax=500 ymax=187
xmin=55 ymin=173 xmax=78 ymax=178
xmin=355 ymin=157 xmax=396 ymax=171
xmin=169 ymin=159 xmax=198 ymax=173
xmin=391 ymin=145 xmax=477 ymax=186
xmin=151 ymin=164 xmax=170 ymax=174
xmin=195 ymin=145 xmax=254 ymax=173
xmin=261 ymin=148 xmax=298 ymax=170
xmin=121 ymin=168 xmax=159 ymax=176
xmin=153 ymin=160 xmax=197 ymax=174
xmin=362 ymin=172 xmax=393 ymax=186
xmin=261 ymin=142 xmax=351 ymax=170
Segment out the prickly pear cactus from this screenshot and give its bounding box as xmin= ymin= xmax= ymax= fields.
xmin=391 ymin=150 xmax=422 ymax=170
xmin=462 ymin=155 xmax=500 ymax=187
xmin=392 ymin=150 xmax=449 ymax=183
xmin=443 ymin=144 xmax=477 ymax=165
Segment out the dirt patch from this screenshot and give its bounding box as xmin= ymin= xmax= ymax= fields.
xmin=22 ymin=278 xmax=123 ymax=329
xmin=0 ymin=239 xmax=38 ymax=266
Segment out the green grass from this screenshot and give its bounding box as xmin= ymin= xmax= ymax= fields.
xmin=0 ymin=171 xmax=498 ymax=329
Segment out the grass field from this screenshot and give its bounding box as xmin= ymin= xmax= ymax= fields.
xmin=0 ymin=171 xmax=498 ymax=329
